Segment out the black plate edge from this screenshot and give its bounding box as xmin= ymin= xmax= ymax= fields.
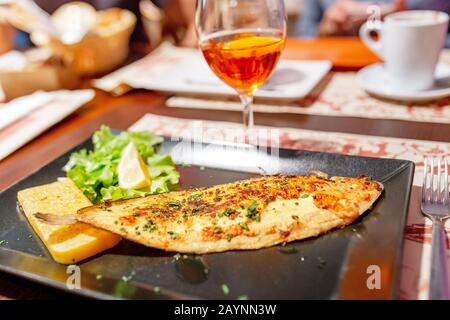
xmin=392 ymin=161 xmax=415 ymax=299
xmin=0 ymin=248 xmax=115 ymax=300
xmin=335 ymin=161 xmax=415 ymax=300
xmin=0 ymin=247 xmax=199 ymax=300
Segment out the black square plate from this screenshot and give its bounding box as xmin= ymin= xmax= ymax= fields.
xmin=0 ymin=137 xmax=414 ymax=299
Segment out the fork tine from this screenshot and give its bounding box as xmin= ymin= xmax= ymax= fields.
xmin=430 ymin=158 xmax=435 ymax=203
xmin=445 ymin=159 xmax=449 ymax=207
xmin=438 ymin=158 xmax=442 ymax=204
xmin=423 ymin=158 xmax=429 ymax=203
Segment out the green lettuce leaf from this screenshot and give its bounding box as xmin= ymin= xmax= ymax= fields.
xmin=65 ymin=126 xmax=179 ymax=203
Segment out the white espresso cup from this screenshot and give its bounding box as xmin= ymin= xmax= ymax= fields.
xmin=360 ymin=10 xmax=449 ymax=91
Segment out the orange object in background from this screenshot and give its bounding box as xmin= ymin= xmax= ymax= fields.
xmin=283 ymin=37 xmax=381 ymax=69
xmin=0 ymin=22 xmax=14 ymax=55
xmin=201 ymin=31 xmax=285 ymax=95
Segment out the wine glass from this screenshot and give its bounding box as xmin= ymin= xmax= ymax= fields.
xmin=195 ymin=0 xmax=287 ymax=128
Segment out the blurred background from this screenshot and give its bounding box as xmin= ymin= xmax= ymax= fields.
xmin=0 ymin=0 xmax=448 ymax=79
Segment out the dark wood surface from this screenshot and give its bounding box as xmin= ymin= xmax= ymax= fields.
xmin=0 ymin=38 xmax=448 ymax=299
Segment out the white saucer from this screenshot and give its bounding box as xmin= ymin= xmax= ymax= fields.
xmin=357 ymin=63 xmax=450 ymax=102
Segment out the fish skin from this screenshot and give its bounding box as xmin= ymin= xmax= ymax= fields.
xmin=34 ymin=212 xmax=79 ymax=225
xmin=76 ymin=175 xmax=383 ymax=254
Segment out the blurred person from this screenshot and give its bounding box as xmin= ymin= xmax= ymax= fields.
xmin=297 ymin=0 xmax=449 ymax=38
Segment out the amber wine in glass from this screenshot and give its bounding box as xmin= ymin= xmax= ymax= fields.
xmin=196 ymin=0 xmax=287 ymax=128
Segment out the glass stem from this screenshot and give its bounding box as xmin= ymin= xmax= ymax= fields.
xmin=240 ymin=94 xmax=254 ymax=129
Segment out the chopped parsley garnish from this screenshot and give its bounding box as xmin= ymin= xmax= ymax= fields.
xmin=239 ymin=222 xmax=249 ymax=231
xmin=191 ymin=194 xmax=201 ymax=201
xmin=214 ymin=226 xmax=223 ymax=234
xmin=121 ymin=270 xmax=136 ymax=282
xmin=167 ymin=201 xmax=181 ymax=209
xmin=222 ymin=284 xmax=230 ymax=296
xmin=168 ymin=231 xmax=180 ymax=240
xmin=248 ymin=201 xmax=258 ymax=212
xmin=218 ymin=208 xmax=235 ymax=218
xmin=301 ymin=194 xmax=310 ymax=199
xmin=247 ymin=201 xmax=261 ymax=222
xmin=143 ymin=219 xmax=157 ymax=233
xmin=249 ymin=213 xmax=261 ymax=222
xmin=226 ymin=235 xmax=233 ymax=242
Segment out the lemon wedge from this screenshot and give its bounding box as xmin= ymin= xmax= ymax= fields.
xmin=118 ymin=142 xmax=151 ymax=190
xmin=221 ymin=36 xmax=285 ymax=58
xmin=223 ymin=36 xmax=282 ymax=50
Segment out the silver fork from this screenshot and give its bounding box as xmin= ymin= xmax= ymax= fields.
xmin=422 ymin=158 xmax=450 ymax=300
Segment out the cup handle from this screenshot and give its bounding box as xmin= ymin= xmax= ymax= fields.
xmin=359 ymin=21 xmax=384 ymax=59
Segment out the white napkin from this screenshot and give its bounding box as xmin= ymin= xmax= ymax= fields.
xmin=0 ymin=89 xmax=95 ymax=161
xmin=0 ymin=51 xmax=28 ymax=72
xmin=94 ymin=42 xmax=331 ymax=101
xmin=0 ymin=92 xmax=51 ymax=130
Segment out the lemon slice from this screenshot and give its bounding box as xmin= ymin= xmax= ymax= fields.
xmin=118 ymin=142 xmax=151 ymax=190
xmin=223 ymin=36 xmax=281 ymax=50
xmin=221 ymin=36 xmax=284 ymax=58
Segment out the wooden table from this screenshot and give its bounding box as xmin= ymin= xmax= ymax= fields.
xmin=0 ymin=37 xmax=448 ymax=299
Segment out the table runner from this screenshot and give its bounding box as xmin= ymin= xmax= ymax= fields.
xmin=167 ymin=69 xmax=450 ymax=124
xmin=130 ymin=113 xmax=450 ymax=300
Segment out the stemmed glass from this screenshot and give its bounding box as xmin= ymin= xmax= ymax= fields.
xmin=195 ymin=0 xmax=287 ymax=128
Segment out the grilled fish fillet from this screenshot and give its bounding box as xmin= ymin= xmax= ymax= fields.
xmin=68 ymin=175 xmax=383 ymax=254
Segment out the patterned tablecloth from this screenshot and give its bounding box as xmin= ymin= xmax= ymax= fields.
xmin=131 ymin=114 xmax=450 ymax=300
xmin=167 ymin=71 xmax=450 ymax=124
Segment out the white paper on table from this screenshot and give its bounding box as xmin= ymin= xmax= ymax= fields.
xmin=0 ymin=92 xmax=52 ymax=130
xmin=0 ymin=51 xmax=28 ymax=72
xmin=0 ymin=89 xmax=95 ymax=161
xmin=94 ymin=42 xmax=332 ymax=101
